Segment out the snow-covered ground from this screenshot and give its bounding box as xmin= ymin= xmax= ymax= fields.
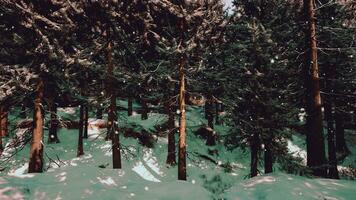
xmin=1 ymin=105 xmax=355 ymax=200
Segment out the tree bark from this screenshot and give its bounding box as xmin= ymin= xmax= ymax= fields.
xmin=264 ymin=141 xmax=273 ymax=174
xmin=304 ymin=0 xmax=327 ymax=177
xmin=0 ymin=106 xmax=4 ymax=156
xmin=335 ymin=112 xmax=350 ymax=156
xmin=128 ymin=97 xmax=133 ymax=116
xmin=77 ymin=105 xmax=84 ymax=157
xmin=250 ymin=133 xmax=260 ymax=177
xmin=83 ymin=105 xmax=89 ymax=139
xmin=20 ymin=103 xmax=27 ymax=118
xmin=107 ymin=39 xmax=121 ymax=169
xmin=166 ymin=103 xmax=176 ymax=166
xmin=141 ymin=98 xmax=148 ymax=120
xmin=48 ymin=96 xmax=60 ymax=143
xmin=0 ymin=106 xmax=8 ymax=138
xmin=28 ymin=78 xmax=44 ymax=173
xmin=96 ymin=108 xmax=103 ymax=119
xmin=178 ymin=55 xmax=187 ymax=180
xmin=324 ymin=103 xmax=339 ymax=179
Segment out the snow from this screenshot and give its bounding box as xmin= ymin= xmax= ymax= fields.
xmin=0 ymin=104 xmax=355 ymax=200
xmin=8 ymin=163 xmax=34 ymax=178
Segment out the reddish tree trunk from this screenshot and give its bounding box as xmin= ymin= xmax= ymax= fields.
xmin=178 ymin=55 xmax=187 ymax=180
xmin=305 ymin=0 xmax=327 ymax=177
xmin=0 ymin=106 xmax=8 ymax=137
xmin=28 ymin=78 xmax=44 ymax=173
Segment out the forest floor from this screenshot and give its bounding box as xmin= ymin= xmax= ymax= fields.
xmin=0 ymin=101 xmax=356 ymax=200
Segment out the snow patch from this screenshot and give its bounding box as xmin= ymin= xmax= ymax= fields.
xmin=244 ymin=176 xmax=276 ymax=187
xmin=97 ymin=177 xmax=117 ymax=186
xmin=8 ymin=163 xmax=34 ymax=178
xmin=287 ymin=140 xmax=307 ymax=164
xmin=132 ymin=161 xmax=161 ymax=182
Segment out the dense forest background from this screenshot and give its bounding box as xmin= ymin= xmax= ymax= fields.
xmin=0 ymin=0 xmax=355 ymax=199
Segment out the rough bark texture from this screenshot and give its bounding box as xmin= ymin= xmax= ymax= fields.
xmin=305 ymin=0 xmax=327 ymax=177
xmin=107 ymin=40 xmax=121 ymax=169
xmin=166 ymin=103 xmax=176 ymax=166
xmin=48 ymin=96 xmax=60 ymax=143
xmin=77 ymin=105 xmax=84 ymax=157
xmin=178 ymin=52 xmax=187 ymax=180
xmin=128 ymin=97 xmax=133 ymax=116
xmin=0 ymin=106 xmax=8 ymax=137
xmin=28 ymin=78 xmax=44 ymax=173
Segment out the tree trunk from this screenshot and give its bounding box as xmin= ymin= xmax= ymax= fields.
xmin=324 ymin=61 xmax=339 ymax=179
xmin=28 ymin=78 xmax=44 ymax=173
xmin=20 ymin=103 xmax=27 ymax=118
xmin=250 ymin=133 xmax=260 ymax=177
xmin=335 ymin=112 xmax=350 ymax=156
xmin=205 ymin=94 xmax=214 ymax=129
xmin=305 ymin=0 xmax=327 ymax=177
xmin=128 ymin=97 xmax=133 ymax=116
xmin=166 ymin=103 xmax=176 ymax=166
xmin=83 ymin=105 xmax=88 ymax=139
xmin=264 ymin=141 xmax=273 ymax=174
xmin=0 ymin=106 xmax=8 ymax=138
xmin=107 ymin=39 xmax=121 ymax=169
xmin=96 ymin=108 xmax=103 ymax=119
xmin=178 ymin=54 xmax=187 ymax=180
xmin=325 ymin=103 xmax=339 ymax=179
xmin=48 ymin=96 xmax=60 ymax=143
xmin=141 ymin=99 xmax=148 ymax=120
xmin=77 ymin=105 xmax=84 ymax=157
xmin=0 ymin=106 xmax=4 ymax=156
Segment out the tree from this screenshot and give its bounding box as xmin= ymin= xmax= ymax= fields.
xmin=303 ymin=0 xmax=327 ymax=177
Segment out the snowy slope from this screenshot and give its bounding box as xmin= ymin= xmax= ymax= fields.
xmin=0 ymin=105 xmax=355 ymax=200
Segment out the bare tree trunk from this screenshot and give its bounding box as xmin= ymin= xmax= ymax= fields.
xmin=178 ymin=56 xmax=187 ymax=180
xmin=28 ymin=78 xmax=44 ymax=173
xmin=128 ymin=97 xmax=133 ymax=116
xmin=48 ymin=96 xmax=60 ymax=143
xmin=166 ymin=102 xmax=176 ymax=166
xmin=335 ymin=112 xmax=350 ymax=156
xmin=77 ymin=105 xmax=84 ymax=157
xmin=0 ymin=106 xmax=8 ymax=138
xmin=0 ymin=106 xmax=5 ymax=156
xmin=141 ymin=99 xmax=148 ymax=120
xmin=96 ymin=108 xmax=103 ymax=119
xmin=264 ymin=141 xmax=273 ymax=174
xmin=83 ymin=105 xmax=88 ymax=139
xmin=325 ymin=103 xmax=339 ymax=179
xmin=20 ymin=103 xmax=27 ymax=118
xmin=305 ymin=0 xmax=327 ymax=177
xmin=250 ymin=133 xmax=260 ymax=177
xmin=107 ymin=39 xmax=121 ymax=169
